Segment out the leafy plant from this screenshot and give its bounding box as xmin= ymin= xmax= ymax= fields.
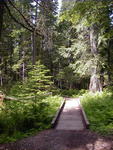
xmin=59 ymin=89 xmax=87 ymax=97
xmin=81 ymin=91 xmax=113 ymax=135
xmin=0 ymin=95 xmax=62 ymax=143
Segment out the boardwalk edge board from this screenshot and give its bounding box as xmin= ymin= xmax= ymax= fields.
xmin=79 ymin=98 xmax=90 ymax=129
xmin=51 ymin=99 xmax=65 ymax=128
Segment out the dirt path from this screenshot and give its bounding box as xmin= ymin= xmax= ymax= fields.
xmin=56 ymin=98 xmax=84 ymax=130
xmin=0 ymin=129 xmax=113 ymax=150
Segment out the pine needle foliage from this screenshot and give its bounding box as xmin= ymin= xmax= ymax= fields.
xmin=9 ymin=61 xmax=53 ymax=97
xmin=25 ymin=61 xmax=53 ymax=95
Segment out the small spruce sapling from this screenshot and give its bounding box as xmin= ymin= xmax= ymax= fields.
xmin=25 ymin=61 xmax=53 ymax=96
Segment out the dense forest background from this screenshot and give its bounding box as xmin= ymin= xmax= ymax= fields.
xmin=0 ymin=0 xmax=113 ymax=92
xmin=0 ymin=0 xmax=113 ymax=143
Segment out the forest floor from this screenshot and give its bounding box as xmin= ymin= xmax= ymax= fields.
xmin=0 ymin=129 xmax=113 ymax=150
xmin=0 ymin=97 xmax=113 ymax=150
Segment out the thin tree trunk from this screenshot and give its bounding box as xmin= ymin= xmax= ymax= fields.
xmin=22 ymin=63 xmax=25 ymax=81
xmin=31 ymin=3 xmax=38 ymax=65
xmin=0 ymin=56 xmax=3 ymax=86
xmin=0 ymin=1 xmax=4 ymax=38
xmin=22 ymin=50 xmax=25 ymax=82
xmin=32 ymin=31 xmax=37 ymax=65
xmin=107 ymin=40 xmax=112 ymax=83
xmin=70 ymin=83 xmax=72 ymax=89
xmin=0 ymin=76 xmax=3 ymax=86
xmin=19 ymin=36 xmax=26 ymax=82
xmin=19 ymin=5 xmax=26 ymax=82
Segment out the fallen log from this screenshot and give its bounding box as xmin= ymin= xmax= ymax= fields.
xmin=4 ymin=96 xmax=35 ymax=101
xmin=4 ymin=96 xmax=18 ymax=101
xmin=4 ymin=92 xmax=52 ymax=101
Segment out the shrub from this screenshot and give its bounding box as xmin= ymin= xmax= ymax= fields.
xmin=81 ymin=91 xmax=113 ymax=135
xmin=59 ymin=89 xmax=87 ymax=97
xmin=0 ymin=95 xmax=62 ymax=143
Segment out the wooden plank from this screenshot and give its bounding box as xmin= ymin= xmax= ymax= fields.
xmin=78 ymin=98 xmax=90 ymax=129
xmin=56 ymin=98 xmax=85 ymax=130
xmin=51 ymin=99 xmax=65 ymax=128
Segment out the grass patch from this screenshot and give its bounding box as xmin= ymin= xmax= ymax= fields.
xmin=81 ymin=91 xmax=113 ymax=136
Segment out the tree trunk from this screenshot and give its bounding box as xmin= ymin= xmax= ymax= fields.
xmin=107 ymin=40 xmax=112 ymax=83
xmin=89 ymin=25 xmax=102 ymax=92
xmin=0 ymin=76 xmax=3 ymax=86
xmin=31 ymin=3 xmax=38 ymax=65
xmin=0 ymin=56 xmax=3 ymax=86
xmin=32 ymin=31 xmax=37 ymax=65
xmin=22 ymin=50 xmax=25 ymax=82
xmin=0 ymin=1 xmax=4 ymax=38
xmin=89 ymin=74 xmax=102 ymax=92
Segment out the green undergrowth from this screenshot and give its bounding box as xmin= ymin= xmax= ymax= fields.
xmin=0 ymin=61 xmax=63 ymax=143
xmin=58 ymin=89 xmax=87 ymax=97
xmin=0 ymin=95 xmax=62 ymax=143
xmin=81 ymin=90 xmax=113 ymax=136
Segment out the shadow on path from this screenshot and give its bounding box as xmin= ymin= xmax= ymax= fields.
xmin=0 ymin=129 xmax=113 ymax=150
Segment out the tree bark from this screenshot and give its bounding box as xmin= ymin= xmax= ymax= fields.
xmin=22 ymin=51 xmax=25 ymax=82
xmin=0 ymin=76 xmax=3 ymax=87
xmin=32 ymin=31 xmax=37 ymax=65
xmin=89 ymin=74 xmax=102 ymax=92
xmin=0 ymin=1 xmax=4 ymax=38
xmin=107 ymin=40 xmax=112 ymax=83
xmin=0 ymin=57 xmax=3 ymax=86
xmin=89 ymin=25 xmax=102 ymax=92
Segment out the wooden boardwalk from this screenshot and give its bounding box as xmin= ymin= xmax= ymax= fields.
xmin=56 ymin=98 xmax=85 ymax=130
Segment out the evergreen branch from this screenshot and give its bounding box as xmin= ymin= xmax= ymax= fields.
xmin=3 ymin=0 xmax=33 ymax=32
xmin=3 ymin=0 xmax=42 ymax=36
xmin=8 ymin=0 xmax=36 ymax=30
